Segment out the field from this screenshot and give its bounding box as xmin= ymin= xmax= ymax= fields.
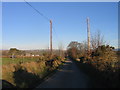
xmin=0 ymin=58 xmax=1 ymax=65
xmin=2 ymin=56 xmax=64 ymax=88
xmin=2 ymin=57 xmax=41 ymax=65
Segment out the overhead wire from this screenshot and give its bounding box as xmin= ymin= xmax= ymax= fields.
xmin=24 ymin=0 xmax=50 ymax=22
xmin=24 ymin=0 xmax=61 ymax=47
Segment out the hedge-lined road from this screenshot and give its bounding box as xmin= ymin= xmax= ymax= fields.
xmin=35 ymin=59 xmax=91 ymax=88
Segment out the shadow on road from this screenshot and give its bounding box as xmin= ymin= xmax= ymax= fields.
xmin=2 ymin=80 xmax=15 ymax=88
xmin=36 ymin=59 xmax=90 ymax=88
xmin=58 ymin=60 xmax=73 ymax=72
xmin=74 ymin=60 xmax=120 ymax=88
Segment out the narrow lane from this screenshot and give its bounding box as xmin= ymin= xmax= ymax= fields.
xmin=36 ymin=59 xmax=90 ymax=88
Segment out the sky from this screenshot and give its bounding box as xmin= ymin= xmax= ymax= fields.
xmin=2 ymin=2 xmax=118 ymax=50
xmin=2 ymin=0 xmax=120 ymax=2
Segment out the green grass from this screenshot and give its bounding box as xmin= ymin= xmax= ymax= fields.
xmin=2 ymin=57 xmax=64 ymax=88
xmin=0 ymin=58 xmax=2 ymax=65
xmin=2 ymin=57 xmax=40 ymax=65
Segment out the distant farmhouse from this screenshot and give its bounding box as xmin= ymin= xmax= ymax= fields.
xmin=25 ymin=53 xmax=40 ymax=57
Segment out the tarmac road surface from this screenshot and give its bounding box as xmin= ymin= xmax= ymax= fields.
xmin=35 ymin=59 xmax=91 ymax=88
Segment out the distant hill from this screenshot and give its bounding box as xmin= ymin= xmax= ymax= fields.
xmin=1 ymin=49 xmax=66 ymax=57
xmin=114 ymin=48 xmax=120 ymax=51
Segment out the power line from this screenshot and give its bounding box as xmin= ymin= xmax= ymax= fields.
xmin=52 ymin=26 xmax=61 ymax=42
xmin=24 ymin=0 xmax=50 ymax=22
xmin=24 ymin=0 xmax=61 ymax=52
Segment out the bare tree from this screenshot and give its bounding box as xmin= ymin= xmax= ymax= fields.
xmin=67 ymin=41 xmax=86 ymax=58
xmin=91 ymin=30 xmax=105 ymax=50
xmin=58 ymin=42 xmax=64 ymax=58
xmin=82 ymin=41 xmax=88 ymax=55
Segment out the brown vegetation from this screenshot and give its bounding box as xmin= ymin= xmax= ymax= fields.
xmin=67 ymin=31 xmax=119 ymax=88
xmin=2 ymin=55 xmax=65 ymax=88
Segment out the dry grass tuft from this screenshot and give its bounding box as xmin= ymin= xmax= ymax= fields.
xmin=2 ymin=57 xmax=63 ymax=88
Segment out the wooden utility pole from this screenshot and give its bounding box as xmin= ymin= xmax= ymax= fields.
xmin=87 ymin=17 xmax=90 ymax=55
xmin=50 ymin=20 xmax=52 ymax=56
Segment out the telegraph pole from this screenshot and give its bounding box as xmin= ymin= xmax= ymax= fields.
xmin=50 ymin=20 xmax=52 ymax=56
xmin=87 ymin=17 xmax=90 ymax=55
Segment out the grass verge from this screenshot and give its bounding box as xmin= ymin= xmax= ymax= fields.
xmin=2 ymin=59 xmax=65 ymax=89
